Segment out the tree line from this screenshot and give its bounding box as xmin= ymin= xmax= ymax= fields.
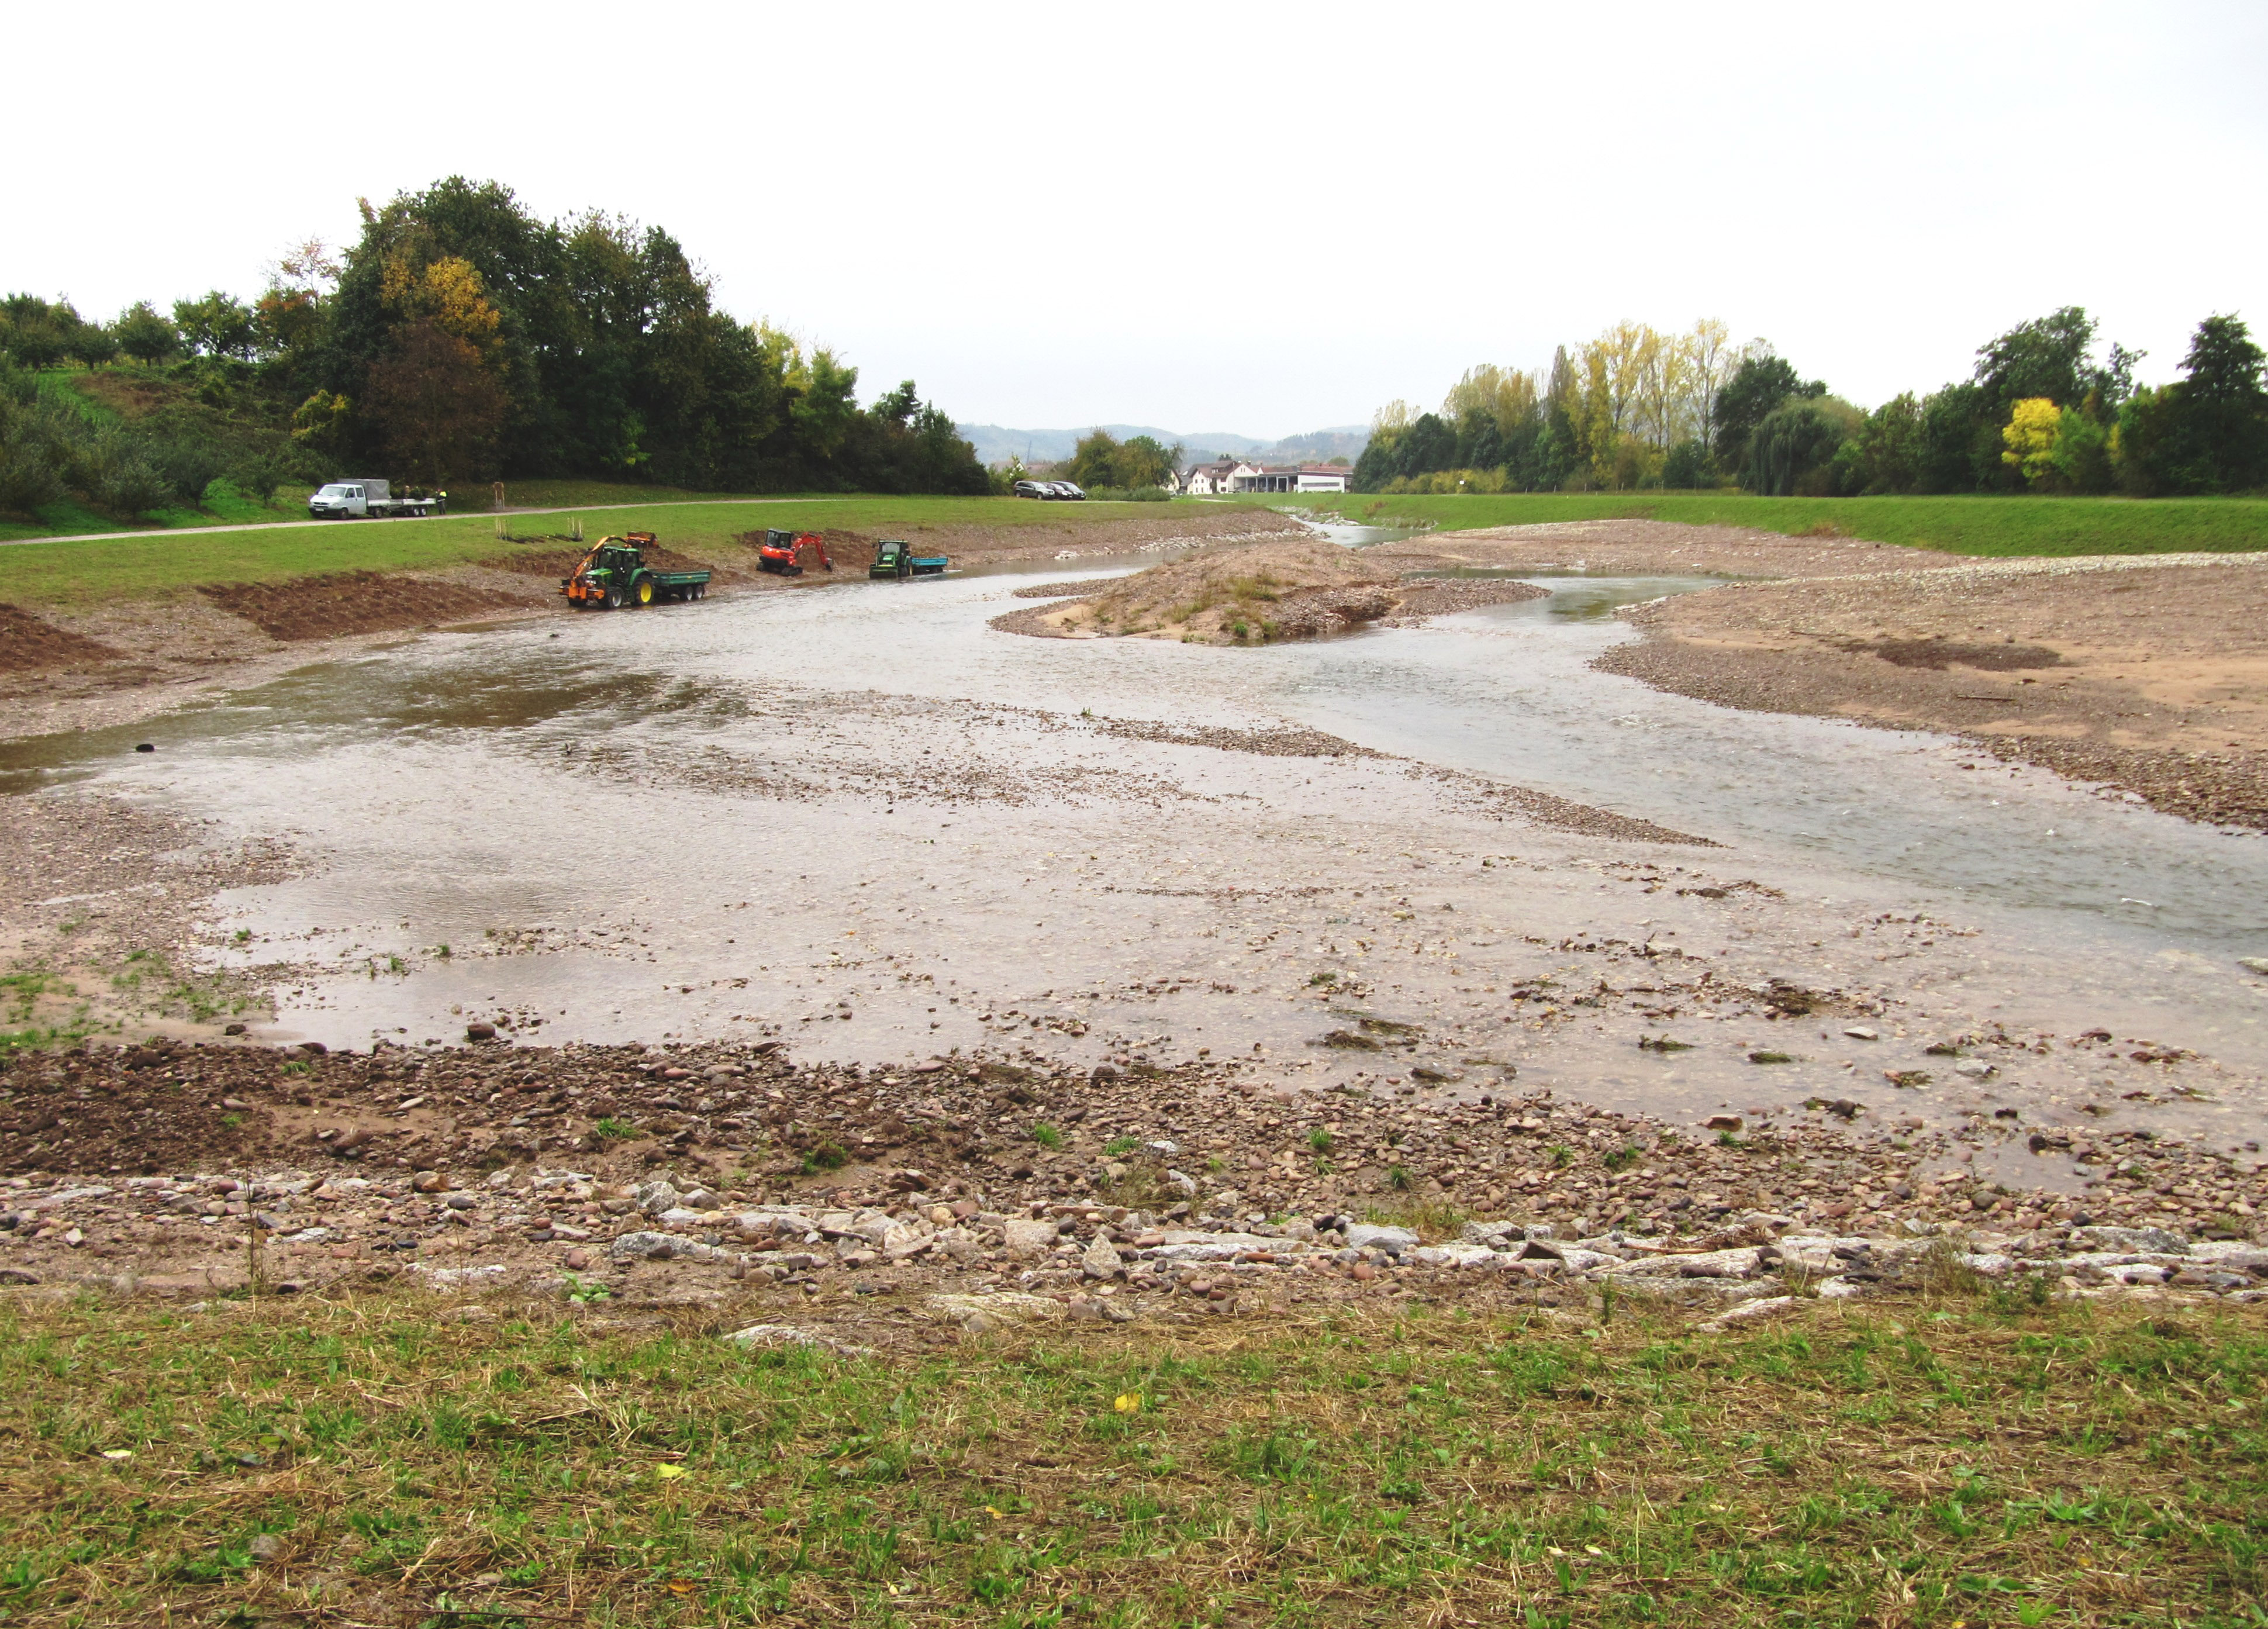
xmin=1059 ymin=429 xmax=1181 ymax=497
xmin=1354 ymin=309 xmax=2267 ymax=499
xmin=0 ymin=177 xmax=990 ymax=522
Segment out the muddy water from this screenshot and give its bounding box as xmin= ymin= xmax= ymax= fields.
xmin=4 ymin=557 xmax=2264 ymax=1158
xmin=1282 ymin=578 xmax=2268 ymax=954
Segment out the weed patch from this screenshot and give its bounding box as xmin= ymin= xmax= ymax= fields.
xmin=1 ymin=1294 xmax=2260 ymax=1624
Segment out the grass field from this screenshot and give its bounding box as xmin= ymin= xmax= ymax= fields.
xmin=0 ymin=496 xmax=1261 ymax=608
xmin=3 ymin=1290 xmax=2261 ymax=1627
xmin=1294 ymin=492 xmax=2268 ymax=557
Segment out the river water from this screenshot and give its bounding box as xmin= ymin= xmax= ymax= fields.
xmin=4 ymin=547 xmax=2264 ymax=1136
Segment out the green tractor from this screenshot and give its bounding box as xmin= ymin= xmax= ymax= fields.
xmin=561 ymin=532 xmax=713 ymax=609
xmin=868 ymin=538 xmax=949 ymax=579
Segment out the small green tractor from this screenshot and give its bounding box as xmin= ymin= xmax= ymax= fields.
xmin=868 ymin=539 xmax=948 ymax=579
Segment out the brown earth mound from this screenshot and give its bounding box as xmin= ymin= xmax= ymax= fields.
xmin=199 ymin=572 xmax=527 ymax=641
xmin=1009 ymin=538 xmax=1393 ymax=643
xmin=0 ymin=603 xmax=120 ymax=671
xmin=997 ymin=539 xmax=1547 ymax=644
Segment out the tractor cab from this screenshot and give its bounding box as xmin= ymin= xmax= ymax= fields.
xmin=588 ymin=543 xmax=641 ymax=575
xmin=563 ymin=533 xmax=662 ymax=608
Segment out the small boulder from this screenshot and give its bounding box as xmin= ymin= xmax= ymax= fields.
xmin=1344 ymin=1223 xmax=1419 ymax=1255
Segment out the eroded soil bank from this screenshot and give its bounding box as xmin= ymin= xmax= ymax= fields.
xmin=1596 ymin=551 xmax=2268 ymax=830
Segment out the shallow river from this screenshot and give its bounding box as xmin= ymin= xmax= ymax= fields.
xmin=5 ymin=548 xmax=2265 ymax=1137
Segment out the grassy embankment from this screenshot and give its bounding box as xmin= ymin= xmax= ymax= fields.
xmin=0 ymin=496 xmax=1262 ymax=610
xmin=4 ymin=1291 xmax=2260 ymax=1626
xmin=1292 ymin=492 xmax=2268 ymax=558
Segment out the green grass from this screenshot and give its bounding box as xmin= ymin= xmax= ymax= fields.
xmin=0 ymin=495 xmax=1264 ymax=608
xmin=1 ymin=1292 xmax=2262 ymax=1626
xmin=1294 ymin=491 xmax=2268 ymax=557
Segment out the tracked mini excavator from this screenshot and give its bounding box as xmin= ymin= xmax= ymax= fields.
xmin=756 ymin=529 xmax=833 ymax=577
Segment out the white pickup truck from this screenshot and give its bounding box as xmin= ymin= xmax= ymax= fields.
xmin=306 ymin=478 xmax=447 ymax=520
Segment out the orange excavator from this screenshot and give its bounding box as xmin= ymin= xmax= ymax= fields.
xmin=756 ymin=529 xmax=833 ymax=577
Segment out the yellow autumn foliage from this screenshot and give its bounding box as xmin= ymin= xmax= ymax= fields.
xmin=379 ymin=254 xmax=503 ymax=348
xmin=2000 ymin=396 xmax=2062 ymax=484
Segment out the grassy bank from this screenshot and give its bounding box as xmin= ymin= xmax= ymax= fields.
xmin=4 ymin=1290 xmax=2261 ymax=1626
xmin=1294 ymin=492 xmax=2268 ymax=557
xmin=0 ymin=496 xmax=1262 ymax=608
xmin=0 ymin=475 xmax=882 ymax=547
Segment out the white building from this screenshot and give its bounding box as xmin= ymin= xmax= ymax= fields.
xmin=1178 ymin=458 xmax=1238 ymax=495
xmin=1225 ymin=461 xmax=1352 ymax=494
xmin=1179 ymin=458 xmax=1352 ymax=495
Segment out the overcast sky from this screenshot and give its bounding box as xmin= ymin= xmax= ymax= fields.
xmin=11 ymin=1 xmax=2264 ymax=439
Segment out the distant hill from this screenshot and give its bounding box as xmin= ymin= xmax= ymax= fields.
xmin=958 ymin=423 xmax=1369 ymax=470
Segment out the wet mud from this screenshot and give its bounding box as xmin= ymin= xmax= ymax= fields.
xmin=0 ymin=528 xmax=2262 ymax=1289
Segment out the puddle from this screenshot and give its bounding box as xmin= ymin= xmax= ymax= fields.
xmin=1301 ymin=519 xmax=1428 ymax=550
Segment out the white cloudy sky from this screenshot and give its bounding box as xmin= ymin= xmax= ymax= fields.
xmin=11 ymin=1 xmax=2264 ymax=438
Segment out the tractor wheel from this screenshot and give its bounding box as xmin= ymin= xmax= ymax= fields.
xmin=637 ymin=579 xmax=654 ymax=606
xmin=604 ymin=585 xmax=622 ymax=609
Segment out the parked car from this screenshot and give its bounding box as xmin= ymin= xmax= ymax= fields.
xmin=1013 ymin=479 xmax=1049 ymax=499
xmin=1054 ymin=481 xmax=1086 ymax=501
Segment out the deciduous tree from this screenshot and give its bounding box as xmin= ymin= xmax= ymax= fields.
xmin=172 ymin=292 xmax=258 ymax=360
xmin=113 ymin=302 xmax=179 ymax=365
xmin=2000 ymin=397 xmax=2062 ymax=485
xmin=363 ymin=319 xmax=506 ymax=486
xmin=2159 ymin=313 xmax=2267 ymax=492
xmin=1713 ymin=352 xmax=1821 ymax=471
